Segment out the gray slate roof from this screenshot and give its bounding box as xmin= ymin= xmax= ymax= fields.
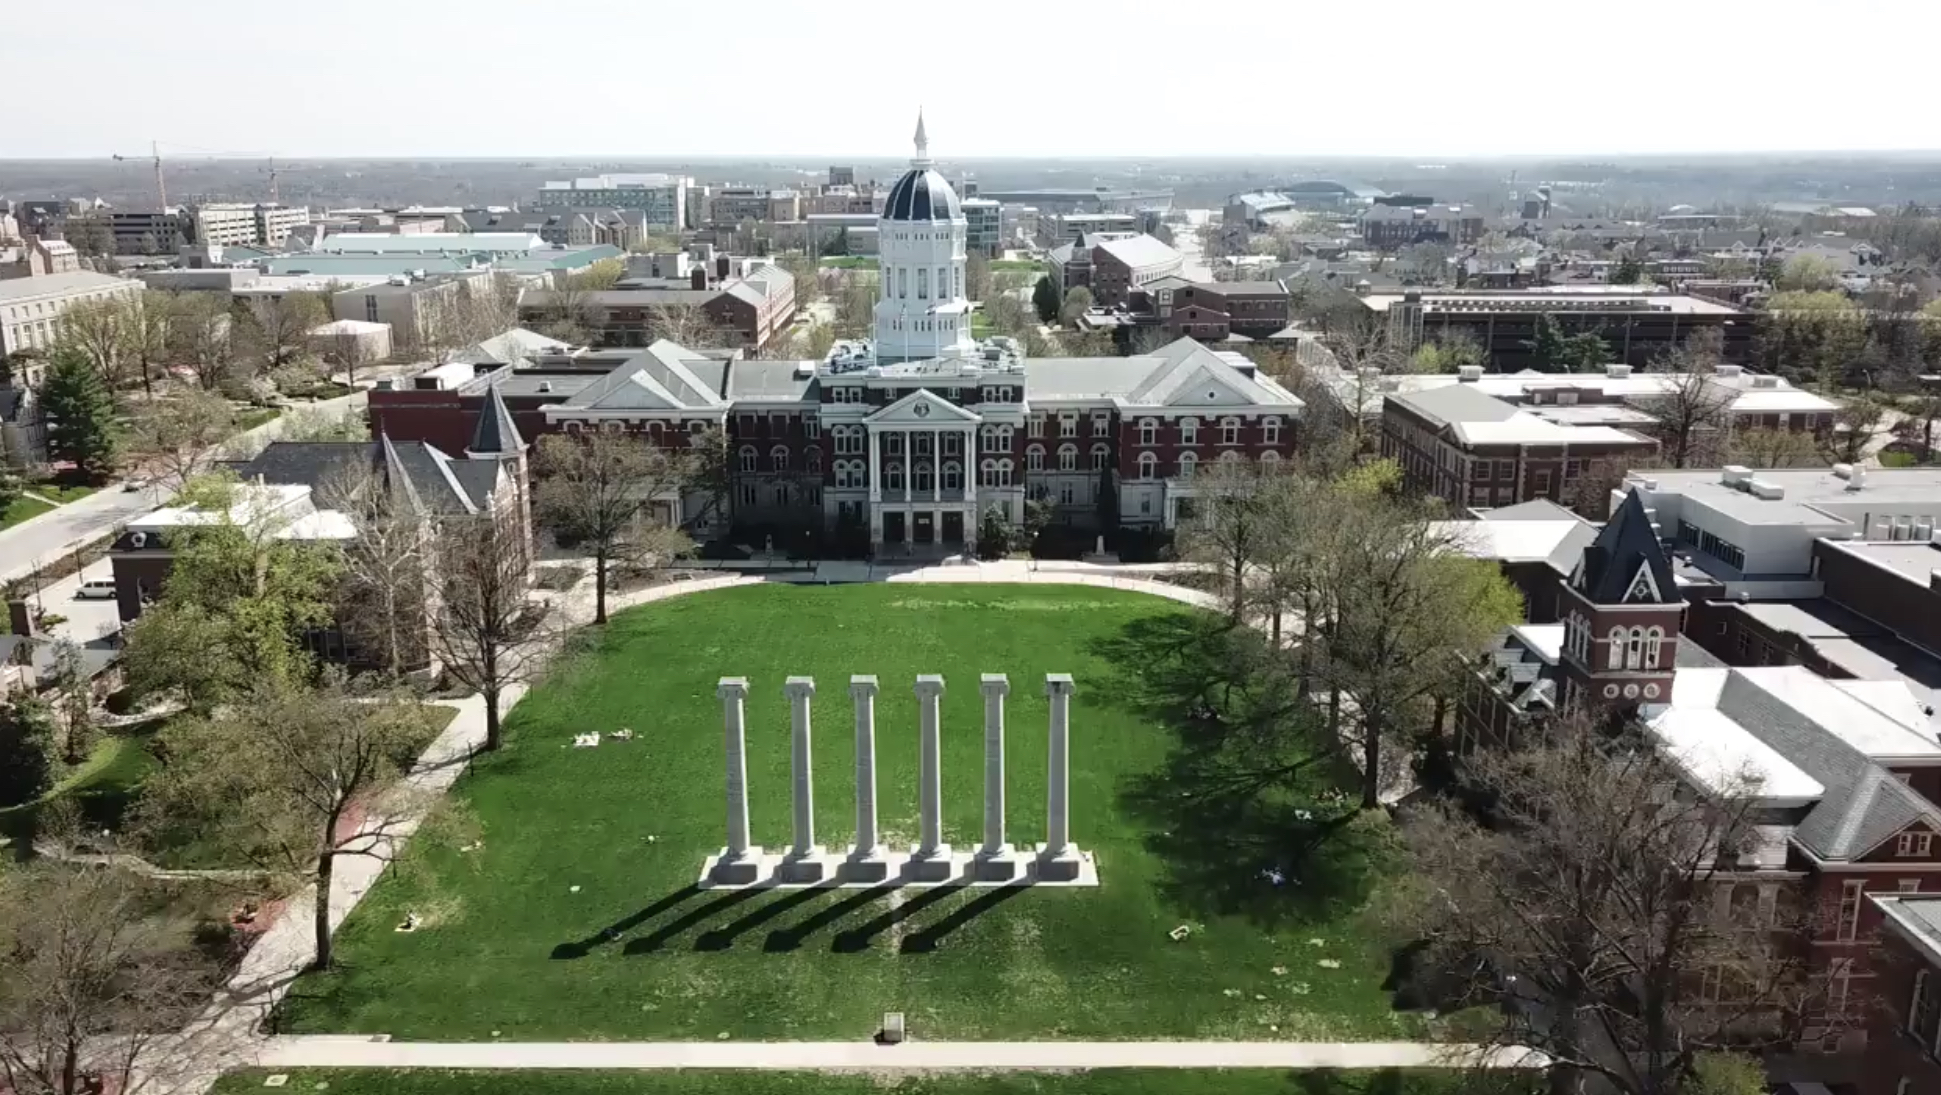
xmin=470 ymin=384 xmax=524 ymax=454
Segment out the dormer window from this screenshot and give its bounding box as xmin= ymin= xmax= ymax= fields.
xmin=1899 ymin=832 xmax=1933 ymax=857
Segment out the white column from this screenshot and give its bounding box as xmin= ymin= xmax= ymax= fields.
xmin=844 ymin=675 xmax=887 ymax=880
xmin=780 ymin=676 xmax=825 ymax=881
xmin=909 ymin=674 xmax=953 ymax=879
xmin=975 ymin=674 xmax=1016 ymax=879
xmin=869 ymin=428 xmax=881 ymax=501
xmin=709 ymin=677 xmax=762 ymax=884
xmin=932 ymin=429 xmax=941 ymax=501
xmin=1038 ymin=673 xmax=1082 ymax=880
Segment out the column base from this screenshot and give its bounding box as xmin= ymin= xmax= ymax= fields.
xmin=778 ymin=846 xmax=829 ymax=883
xmin=904 ymin=843 xmax=956 ymax=882
xmin=973 ymin=843 xmax=1019 ymax=882
xmin=840 ymin=844 xmax=891 ymax=883
xmin=705 ymin=846 xmax=765 ymax=885
xmin=1035 ymin=843 xmax=1086 ymax=883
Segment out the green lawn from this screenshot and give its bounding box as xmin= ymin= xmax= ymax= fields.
xmin=213 ymin=1071 xmax=1537 ymax=1095
xmin=236 ymin=407 xmax=284 ymax=432
xmin=282 ymin=585 xmax=1410 ymax=1042
xmin=820 ymin=256 xmax=879 ymax=270
xmin=991 ymin=260 xmax=1044 ymax=272
xmin=0 ymin=495 xmax=55 ymax=529
xmin=32 ymin=481 xmax=99 ymax=504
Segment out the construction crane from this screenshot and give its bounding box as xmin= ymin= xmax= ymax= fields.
xmin=110 ymin=140 xmax=168 ymax=209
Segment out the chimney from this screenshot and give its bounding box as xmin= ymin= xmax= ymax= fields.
xmin=690 ymin=268 xmax=707 ymax=291
xmin=1847 ymin=465 xmax=1866 ymax=491
xmin=7 ymin=600 xmax=35 ymax=638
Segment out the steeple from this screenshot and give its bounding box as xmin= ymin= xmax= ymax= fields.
xmin=1571 ymin=490 xmax=1677 ymax=606
xmin=912 ymin=107 xmax=931 ymax=167
xmin=467 ymin=383 xmax=524 ymax=457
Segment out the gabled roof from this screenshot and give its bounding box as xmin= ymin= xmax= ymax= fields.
xmin=469 ymin=384 xmax=524 ymax=455
xmin=1573 ymin=490 xmax=1677 ymax=606
xmin=551 ymin=341 xmax=728 ymax=413
xmin=864 ymin=387 xmax=981 ymax=425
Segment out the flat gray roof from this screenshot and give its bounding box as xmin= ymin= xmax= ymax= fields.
xmin=1636 ymin=467 xmax=1941 ymax=527
xmin=1825 ymin=540 xmax=1941 ymax=587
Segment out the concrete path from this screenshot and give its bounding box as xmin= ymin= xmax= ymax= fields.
xmin=255 ymin=1038 xmax=1546 ymax=1072
xmin=144 ymin=566 xmax=1289 ymax=1094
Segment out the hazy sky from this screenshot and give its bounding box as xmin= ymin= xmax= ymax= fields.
xmin=6 ymin=0 xmax=1937 ymax=160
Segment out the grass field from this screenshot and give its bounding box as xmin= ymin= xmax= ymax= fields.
xmin=820 ymin=256 xmax=879 ymax=270
xmin=991 ymin=260 xmax=1044 ymax=272
xmin=281 ymin=585 xmax=1410 ymax=1042
xmin=212 ymin=1071 xmax=1538 ymax=1095
xmin=0 ymin=495 xmax=55 ymax=529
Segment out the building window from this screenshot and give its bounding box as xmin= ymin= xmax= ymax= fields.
xmin=1059 ymin=481 xmax=1075 ymax=505
xmin=1495 ymin=459 xmax=1514 ymax=479
xmin=942 ymin=461 xmax=962 ymax=491
xmin=1059 ymin=414 xmax=1077 ymax=438
xmin=885 ymin=433 xmax=904 ymax=455
xmin=738 ymin=482 xmax=758 ymax=506
xmin=980 ymin=459 xmax=998 ymax=488
xmin=917 ymin=268 xmax=928 ymax=299
xmin=1909 ymin=970 xmax=1933 ymax=1036
xmin=1607 ymin=627 xmax=1625 ymax=670
xmin=1178 ymin=452 xmax=1197 ymax=480
xmin=943 ymin=433 xmax=962 ymax=457
xmin=1260 ymin=450 xmax=1280 ymax=467
xmin=1180 ymin=418 xmax=1198 ymax=444
xmin=1645 ymin=626 xmax=1663 ymax=669
xmin=805 ymin=417 xmax=820 ymax=440
xmin=1139 ymin=419 xmax=1157 ymax=446
xmin=805 ymin=447 xmax=822 ymax=475
xmin=1057 ymin=444 xmax=1077 ymax=472
xmin=1092 ymin=414 xmax=1109 ymax=437
xmin=739 ymin=446 xmax=758 ymax=473
xmin=885 ymin=463 xmax=904 ymax=491
xmin=1835 ymin=880 xmax=1864 ymax=942
xmin=1220 ymin=417 xmax=1240 ymax=445
xmin=1090 ymin=444 xmax=1110 ymax=471
xmin=1026 ymin=445 xmax=1044 ymax=472
xmin=1027 ymin=415 xmax=1044 ymax=438
xmin=770 ymin=445 xmax=789 ymax=471
xmin=1534 ymin=469 xmax=1552 ymax=497
xmin=914 ymin=463 xmax=934 ymax=492
xmin=1263 ymin=417 xmax=1281 ymax=444
xmin=1898 ymin=832 xmax=1934 ymax=857
xmin=1137 ymin=452 xmax=1157 ymax=480
xmin=834 ymin=427 xmax=862 ymax=455
xmin=997 ymin=459 xmax=1013 ymax=488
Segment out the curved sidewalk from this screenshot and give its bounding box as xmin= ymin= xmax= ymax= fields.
xmin=258 ymin=1037 xmax=1546 ymax=1072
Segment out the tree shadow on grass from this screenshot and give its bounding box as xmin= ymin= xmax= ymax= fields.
xmin=1094 ymin=612 xmax=1381 ymax=930
xmin=550 ymin=884 xmax=702 ymax=959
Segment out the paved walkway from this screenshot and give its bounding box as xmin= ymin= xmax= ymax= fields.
xmin=255 ymin=1038 xmax=1547 ymax=1072
xmin=144 ymin=566 xmax=1299 ymax=1093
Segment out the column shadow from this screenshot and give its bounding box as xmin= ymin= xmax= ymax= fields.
xmin=621 ymin=886 xmax=765 ymax=954
xmin=549 ymin=884 xmax=701 ymax=959
xmin=899 ymin=883 xmax=1031 ymax=953
xmin=761 ymin=882 xmax=900 ymax=952
xmin=693 ymin=887 xmax=823 ymax=951
xmin=829 ymin=882 xmax=965 ymax=953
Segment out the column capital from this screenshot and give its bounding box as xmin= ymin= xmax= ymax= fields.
xmin=717 ymin=676 xmax=750 ymax=699
xmin=849 ymin=674 xmax=880 ymax=698
xmin=914 ymin=674 xmax=946 ymax=699
xmin=784 ymin=675 xmax=816 ymax=700
xmin=979 ymin=673 xmax=1010 ymax=697
xmin=1044 ymin=673 xmax=1075 ymax=696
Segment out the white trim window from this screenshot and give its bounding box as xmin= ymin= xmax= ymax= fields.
xmin=997 ymin=459 xmax=1013 ymax=488
xmin=1057 ymin=444 xmax=1077 ymax=472
xmin=942 ymin=461 xmax=962 ymax=491
xmin=1059 ymin=414 xmax=1078 ymax=438
xmin=1180 ymin=418 xmax=1199 ymax=445
xmin=1220 ymin=417 xmax=1241 ymax=445
xmin=885 ymin=462 xmax=905 ymax=491
xmin=1178 ymin=452 xmax=1198 ymax=480
xmin=1090 ymin=443 xmax=1110 ymax=471
xmin=1607 ymin=627 xmax=1625 ymax=670
xmin=1260 ymin=450 xmax=1281 ymax=466
xmin=739 ymin=446 xmax=758 ymax=473
xmin=1835 ymin=880 xmax=1864 ymax=942
xmin=1262 ymin=416 xmax=1282 ymax=444
xmin=805 ymin=447 xmax=822 ymax=475
xmin=1026 ymin=445 xmax=1044 ymax=472
xmin=769 ymin=445 xmax=789 ymax=471
xmin=1898 ymin=832 xmax=1934 ymax=857
xmin=1138 ymin=418 xmax=1158 ymax=446
xmin=1138 ymin=452 xmax=1157 ymax=480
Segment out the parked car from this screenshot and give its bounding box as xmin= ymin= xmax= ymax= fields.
xmin=74 ymin=580 xmax=118 ymax=600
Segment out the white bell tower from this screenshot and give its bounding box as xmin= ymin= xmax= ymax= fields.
xmin=873 ymin=110 xmax=975 ymax=365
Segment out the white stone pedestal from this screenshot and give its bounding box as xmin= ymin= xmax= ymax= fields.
xmin=705 ymin=846 xmax=767 ymax=885
xmin=841 ymin=846 xmax=891 ymax=884
xmin=904 ymin=844 xmax=957 ymax=882
xmin=779 ymin=847 xmax=830 ymax=883
xmin=1034 ymin=843 xmax=1086 ymax=883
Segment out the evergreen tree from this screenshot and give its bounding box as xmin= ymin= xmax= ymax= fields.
xmin=1609 ymin=255 xmax=1645 ymax=284
xmin=0 ymin=461 xmax=23 ymax=516
xmin=1522 ymin=312 xmax=1570 ymax=369
xmin=1094 ymin=464 xmax=1119 ymax=533
xmin=977 ymin=506 xmax=1012 ymax=560
xmin=40 ymin=347 xmax=121 ymax=481
xmin=1032 ymin=276 xmax=1062 ymax=323
xmin=0 ymin=696 xmax=55 ymax=808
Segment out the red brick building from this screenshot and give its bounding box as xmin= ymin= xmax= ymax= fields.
xmin=1135 ymin=278 xmax=1292 ymax=341
xmin=1863 ymin=893 xmax=1941 ymax=1095
xmin=1047 ymin=233 xmax=1184 ymax=308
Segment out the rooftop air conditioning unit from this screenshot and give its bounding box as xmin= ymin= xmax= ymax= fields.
xmin=1832 ymin=463 xmax=1853 ymax=479
xmin=1751 ymin=375 xmax=1779 ymax=389
xmin=1606 ymin=364 xmax=1633 ymax=378
xmin=1748 ymin=479 xmax=1785 ymax=500
xmin=537 ymin=381 xmax=553 ymax=393
xmin=1458 ymin=365 xmax=1483 ymax=381
xmin=1721 ymin=465 xmax=1752 ymax=488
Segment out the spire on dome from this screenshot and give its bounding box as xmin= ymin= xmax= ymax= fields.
xmin=912 ymin=107 xmax=931 ymax=167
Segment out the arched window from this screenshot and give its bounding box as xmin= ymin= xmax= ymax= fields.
xmin=1626 ymin=627 xmax=1645 ymax=670
xmin=1090 ymin=443 xmax=1110 ymax=471
xmin=1607 ymin=627 xmax=1625 ymax=669
xmin=1220 ymin=417 xmax=1242 ymax=445
xmin=998 ymin=425 xmax=1013 ymax=449
xmin=805 ymin=446 xmax=822 ymax=475
xmin=942 ymin=461 xmax=962 ymax=491
xmin=647 ymin=421 xmax=663 ymax=438
xmin=885 ymin=462 xmax=905 ymax=491
xmin=1178 ymin=452 xmax=1198 ymax=480
xmin=1138 ymin=418 xmax=1158 ymax=446
xmin=980 ymin=459 xmax=998 ymax=488
xmin=914 ymin=462 xmax=934 ymax=492
xmin=980 ymin=425 xmax=995 ymax=452
xmin=1055 ymin=444 xmax=1078 ymax=472
xmin=770 ymin=445 xmax=789 ymax=471
xmin=1263 ymin=416 xmax=1282 ymax=444
xmin=1645 ymin=626 xmax=1664 ymax=669
xmin=998 ymin=459 xmax=1014 ymax=488
xmin=564 ymin=421 xmax=583 ymax=433
xmin=739 ymin=445 xmax=758 ymax=473
xmin=1260 ymin=450 xmax=1281 ymax=467
xmin=1026 ymin=445 xmax=1044 ymax=472
xmin=1138 ymin=452 xmax=1158 ymax=480
xmin=1218 ymin=449 xmax=1242 ymax=464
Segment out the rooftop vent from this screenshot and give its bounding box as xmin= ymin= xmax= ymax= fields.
xmin=1715 ymin=363 xmax=1744 ymax=378
xmin=1721 ymin=465 xmax=1752 ymax=488
xmin=537 ymin=381 xmax=553 ymax=393
xmin=1846 ymin=465 xmax=1866 ymax=492
xmin=1832 ymin=463 xmax=1854 ymax=479
xmin=1748 ymin=479 xmax=1785 ymax=500
xmin=1457 ymin=365 xmax=1483 ymax=381
xmin=1750 ymin=375 xmax=1780 ymax=389
xmin=1605 ymin=364 xmax=1633 ymax=379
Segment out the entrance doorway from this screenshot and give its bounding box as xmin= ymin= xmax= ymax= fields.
xmin=913 ymin=511 xmax=936 ymax=544
xmin=941 ymin=511 xmax=964 ymax=543
xmin=884 ymin=512 xmax=906 ymax=544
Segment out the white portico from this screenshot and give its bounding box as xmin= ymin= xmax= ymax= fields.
xmin=864 ymin=388 xmax=982 ymax=551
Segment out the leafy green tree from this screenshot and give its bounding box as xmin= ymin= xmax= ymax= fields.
xmin=0 ymin=696 xmax=55 ymax=807
xmin=1609 ymin=255 xmax=1645 ymax=284
xmin=1775 ymin=253 xmax=1840 ymax=292
xmin=977 ymin=505 xmax=1011 ymax=560
xmin=0 ymin=462 xmax=23 ymax=516
xmin=1058 ymin=285 xmax=1094 ymax=328
xmin=1032 ymin=275 xmax=1062 ymax=323
xmin=48 ymin=638 xmax=94 ymax=765
xmin=1687 ymin=1054 xmax=1766 ymax=1095
xmin=1023 ymin=496 xmax=1055 ymax=558
xmin=138 ymin=673 xmax=447 ymax=971
xmin=121 ymin=474 xmax=341 ymax=712
xmin=39 ymin=347 xmax=121 ymax=481
xmin=126 ymin=386 xmax=237 ymax=494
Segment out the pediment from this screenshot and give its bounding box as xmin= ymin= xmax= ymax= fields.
xmin=583 ymin=369 xmax=686 ymax=411
xmin=864 ymin=388 xmax=981 ymax=425
xmin=1161 ymin=364 xmax=1252 ymax=408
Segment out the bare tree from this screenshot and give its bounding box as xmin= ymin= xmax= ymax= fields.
xmin=320 ymin=457 xmax=428 ymax=677
xmin=647 ymin=303 xmax=731 ymax=348
xmin=324 ymin=326 xmax=376 ymax=386
xmin=126 ymin=387 xmax=238 ymax=494
xmin=247 ymin=291 xmax=328 ymax=370
xmin=125 ymin=290 xmax=178 ymax=400
xmin=534 ymin=432 xmax=696 ymax=624
xmin=1396 ymin=714 xmax=1824 ymax=1095
xmin=1177 ymin=459 xmax=1275 ymax=621
xmin=137 ymin=673 xmax=442 ymax=971
xmin=1637 ymin=336 xmax=1736 ymax=468
xmin=0 ymin=864 xmax=212 ymax=1095
xmin=1821 ymin=397 xmax=1885 ymax=466
xmin=1729 ymin=428 xmax=1822 ymax=469
xmin=429 ymin=512 xmax=548 ymax=752
xmin=53 ymin=297 xmax=130 ymax=388
xmin=166 ymin=292 xmax=237 ymax=391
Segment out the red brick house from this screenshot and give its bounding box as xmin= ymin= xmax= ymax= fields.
xmin=1863 ymin=893 xmax=1941 ymax=1095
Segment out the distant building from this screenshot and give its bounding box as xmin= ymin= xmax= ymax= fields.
xmin=188 ymin=203 xmax=311 ymax=249
xmin=1362 ymin=287 xmax=1754 ymax=370
xmin=1048 ymin=212 xmax=1138 ymax=243
xmin=0 ymin=270 xmax=140 ymax=357
xmin=828 ymin=166 xmax=855 ymax=187
xmin=331 ymin=271 xmax=499 ymax=353
xmin=519 ymin=263 xmax=797 ymax=350
xmin=1047 ymin=234 xmax=1185 ymax=308
xmin=961 ymin=199 xmax=1001 ymax=257
xmin=708 ymin=187 xmax=774 ymax=227
xmin=0 ymin=237 xmax=79 ymax=281
xmin=107 ymin=210 xmax=190 ymax=254
xmin=1360 ymin=203 xmax=1484 ymax=247
xmin=534 ymin=174 xmax=689 ymax=229
xmin=1139 ymin=278 xmax=1291 ymax=341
